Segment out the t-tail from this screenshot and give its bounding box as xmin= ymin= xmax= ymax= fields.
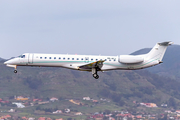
xmin=145 ymin=41 xmax=173 ymax=63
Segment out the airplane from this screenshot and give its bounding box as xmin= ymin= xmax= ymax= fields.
xmin=4 ymin=41 xmax=173 ymax=79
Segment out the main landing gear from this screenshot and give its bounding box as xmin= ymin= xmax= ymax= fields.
xmin=93 ymin=73 xmax=99 ymax=79
xmin=92 ymin=68 xmax=99 ymax=79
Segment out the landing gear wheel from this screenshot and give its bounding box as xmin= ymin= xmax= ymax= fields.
xmin=95 ymin=75 xmax=99 ymax=79
xmin=14 ymin=70 xmax=17 ymax=73
xmin=93 ymin=73 xmax=99 ymax=79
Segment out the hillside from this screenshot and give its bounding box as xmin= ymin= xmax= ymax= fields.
xmin=1 ymin=60 xmax=180 ymax=110
xmin=1 ymin=50 xmax=180 ymax=119
xmin=1 ymin=46 xmax=180 ymax=119
xmin=131 ymin=45 xmax=180 ymax=79
xmin=0 ymin=57 xmax=4 ymax=62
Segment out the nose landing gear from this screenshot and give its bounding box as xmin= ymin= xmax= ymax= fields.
xmin=14 ymin=70 xmax=17 ymax=73
xmin=14 ymin=65 xmax=17 ymax=74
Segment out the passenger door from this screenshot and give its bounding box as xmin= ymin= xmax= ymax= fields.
xmin=28 ymin=53 xmax=34 ymax=64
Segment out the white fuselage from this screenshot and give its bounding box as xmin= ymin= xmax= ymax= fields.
xmin=4 ymin=42 xmax=172 ymax=79
xmin=5 ymin=53 xmax=159 ymax=71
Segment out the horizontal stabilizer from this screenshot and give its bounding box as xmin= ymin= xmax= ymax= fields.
xmin=158 ymin=41 xmax=173 ymax=46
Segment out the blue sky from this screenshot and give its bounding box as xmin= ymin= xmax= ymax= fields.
xmin=0 ymin=0 xmax=180 ymax=59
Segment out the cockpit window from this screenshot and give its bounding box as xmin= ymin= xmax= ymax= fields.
xmin=18 ymin=55 xmax=25 ymax=58
xmin=22 ymin=55 xmax=25 ymax=58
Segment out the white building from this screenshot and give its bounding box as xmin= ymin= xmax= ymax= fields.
xmin=75 ymin=112 xmax=83 ymax=115
xmin=50 ymin=97 xmax=58 ymax=102
xmin=53 ymin=110 xmax=62 ymax=114
xmin=83 ymin=97 xmax=91 ymax=100
xmin=12 ymin=102 xmax=25 ymax=108
xmin=65 ymin=108 xmax=70 ymax=113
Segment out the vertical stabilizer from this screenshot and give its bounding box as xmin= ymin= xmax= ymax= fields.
xmin=146 ymin=41 xmax=173 ymax=62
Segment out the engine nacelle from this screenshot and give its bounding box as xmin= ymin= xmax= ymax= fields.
xmin=119 ymin=55 xmax=144 ymax=64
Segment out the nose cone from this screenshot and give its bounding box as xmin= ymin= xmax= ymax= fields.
xmin=4 ymin=58 xmax=17 ymax=65
xmin=4 ymin=61 xmax=9 ymax=65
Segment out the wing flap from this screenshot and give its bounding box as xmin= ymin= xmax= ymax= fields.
xmin=78 ymin=60 xmax=105 ymax=70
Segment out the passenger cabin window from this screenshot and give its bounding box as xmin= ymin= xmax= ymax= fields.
xmin=54 ymin=57 xmax=56 ymax=59
xmin=68 ymin=58 xmax=70 ymax=60
xmin=81 ymin=58 xmax=83 ymax=60
xmin=72 ymin=58 xmax=74 ymax=60
xmin=59 ymin=57 xmax=61 ymax=59
xmin=96 ymin=59 xmax=98 ymax=61
xmin=77 ymin=58 xmax=79 ymax=60
xmin=40 ymin=57 xmax=42 ymax=59
xmin=63 ymin=58 xmax=65 ymax=60
xmin=91 ymin=59 xmax=93 ymax=61
xmin=45 ymin=57 xmax=47 ymax=59
xmin=49 ymin=57 xmax=51 ymax=59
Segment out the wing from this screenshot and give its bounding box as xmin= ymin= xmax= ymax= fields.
xmin=78 ymin=60 xmax=105 ymax=71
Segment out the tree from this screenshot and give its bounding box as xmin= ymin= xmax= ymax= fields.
xmin=67 ymin=118 xmax=73 ymax=120
xmin=104 ymin=109 xmax=111 ymax=114
xmin=98 ymin=88 xmax=111 ymax=98
xmin=111 ymin=93 xmax=121 ymax=103
xmin=168 ymin=97 xmax=177 ymax=109
xmin=23 ymin=77 xmax=42 ymax=89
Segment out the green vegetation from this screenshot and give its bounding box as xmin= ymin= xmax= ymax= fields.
xmin=1 ymin=60 xmax=180 ymax=109
xmin=1 ymin=45 xmax=180 ymax=119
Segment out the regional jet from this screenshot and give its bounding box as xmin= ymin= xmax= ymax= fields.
xmin=4 ymin=42 xmax=172 ymax=79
